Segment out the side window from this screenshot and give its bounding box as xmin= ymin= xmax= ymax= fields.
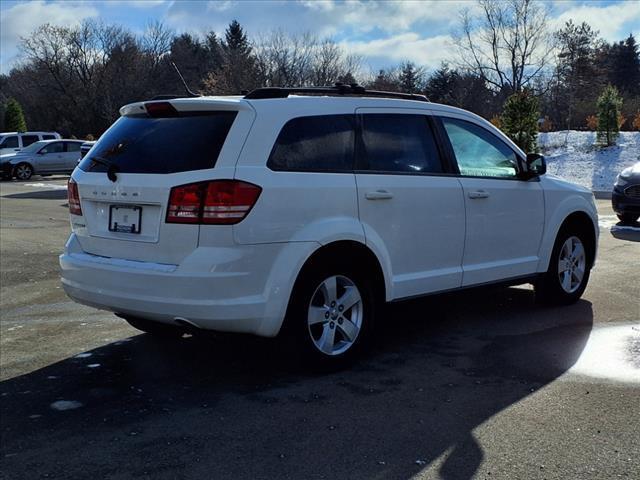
xmin=65 ymin=142 xmax=81 ymax=153
xmin=40 ymin=142 xmax=64 ymax=154
xmin=42 ymin=135 xmax=56 ymax=140
xmin=21 ymin=135 xmax=40 ymax=147
xmin=360 ymin=114 xmax=442 ymax=173
xmin=267 ymin=115 xmax=354 ymax=171
xmin=441 ymin=118 xmax=518 ymax=178
xmin=1 ymin=136 xmax=19 ymax=149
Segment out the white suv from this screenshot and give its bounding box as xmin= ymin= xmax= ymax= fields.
xmin=60 ymin=86 xmax=598 ymax=367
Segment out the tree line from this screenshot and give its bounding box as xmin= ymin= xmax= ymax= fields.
xmin=1 ymin=0 xmax=639 ymax=140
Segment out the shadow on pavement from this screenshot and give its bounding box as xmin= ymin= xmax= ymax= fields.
xmin=2 ymin=190 xmax=68 ymax=200
xmin=610 ymin=223 xmax=640 ymax=242
xmin=0 ymin=287 xmax=593 ymax=479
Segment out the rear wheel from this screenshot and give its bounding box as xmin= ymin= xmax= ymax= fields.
xmin=535 ymin=230 xmax=591 ymax=305
xmin=284 ymin=262 xmax=375 ymax=369
xmin=617 ymin=213 xmax=639 ymax=224
xmin=121 ymin=315 xmax=184 ymax=339
xmin=13 ymin=163 xmax=33 ymax=181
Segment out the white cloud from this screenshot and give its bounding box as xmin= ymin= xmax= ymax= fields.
xmin=341 ymin=33 xmax=453 ymax=70
xmin=550 ymin=1 xmax=640 ymax=41
xmin=0 ymin=0 xmax=98 ymax=72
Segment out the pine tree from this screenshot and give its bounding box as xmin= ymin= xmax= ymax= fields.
xmin=398 ymin=62 xmax=423 ymax=93
xmin=4 ymin=98 xmax=27 ymax=132
xmin=607 ymin=34 xmax=640 ymax=96
xmin=596 ymin=85 xmax=623 ymax=146
xmin=500 ymin=90 xmax=539 ymax=153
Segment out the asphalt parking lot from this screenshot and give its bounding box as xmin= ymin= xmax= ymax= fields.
xmin=1 ymin=177 xmax=639 ymax=480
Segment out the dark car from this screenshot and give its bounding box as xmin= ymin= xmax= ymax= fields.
xmin=612 ymin=162 xmax=640 ymax=224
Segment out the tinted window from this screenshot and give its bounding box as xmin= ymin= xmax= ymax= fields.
xmin=42 ymin=135 xmax=56 ymax=140
xmin=1 ymin=136 xmax=19 ymax=148
xmin=79 ymin=112 xmax=237 ymax=174
xmin=41 ymin=142 xmax=64 ymax=154
xmin=268 ymin=115 xmax=354 ymax=171
xmin=65 ymin=142 xmax=82 ymax=152
xmin=442 ymin=118 xmax=518 ymax=178
xmin=360 ymin=114 xmax=442 ymax=173
xmin=21 ymin=135 xmax=40 ymax=147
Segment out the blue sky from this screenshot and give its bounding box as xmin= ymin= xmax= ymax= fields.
xmin=1 ymin=0 xmax=639 ymax=74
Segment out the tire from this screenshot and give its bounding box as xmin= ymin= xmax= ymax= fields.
xmin=617 ymin=213 xmax=639 ymax=224
xmin=283 ymin=260 xmax=376 ymax=369
xmin=13 ymin=163 xmax=33 ymax=181
xmin=121 ymin=315 xmax=184 ymax=339
xmin=535 ymin=229 xmax=591 ymax=305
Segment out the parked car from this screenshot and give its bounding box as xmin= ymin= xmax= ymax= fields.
xmin=1 ymin=139 xmax=84 ymax=180
xmin=60 ymin=85 xmax=599 ymax=367
xmin=612 ymin=162 xmax=640 ymax=224
xmin=0 ymin=131 xmax=61 ymax=155
xmin=79 ymin=141 xmax=96 ymax=162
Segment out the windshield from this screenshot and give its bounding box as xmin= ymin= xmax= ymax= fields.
xmin=78 ymin=112 xmax=237 ymax=174
xmin=21 ymin=141 xmax=49 ymax=154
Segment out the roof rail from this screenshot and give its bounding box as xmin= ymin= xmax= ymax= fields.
xmin=243 ymin=83 xmax=429 ymax=102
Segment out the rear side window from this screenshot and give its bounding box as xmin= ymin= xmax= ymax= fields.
xmin=359 ymin=114 xmax=442 ymax=173
xmin=268 ymin=115 xmax=355 ymax=172
xmin=21 ymin=135 xmax=40 ymax=147
xmin=42 ymin=135 xmax=56 ymax=140
xmin=65 ymin=142 xmax=81 ymax=152
xmin=1 ymin=136 xmax=18 ymax=148
xmin=79 ymin=112 xmax=237 ymax=174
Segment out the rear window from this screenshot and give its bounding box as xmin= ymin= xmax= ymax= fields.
xmin=78 ymin=112 xmax=237 ymax=174
xmin=267 ymin=115 xmax=355 ymax=172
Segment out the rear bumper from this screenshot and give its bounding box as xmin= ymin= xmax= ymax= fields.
xmin=612 ymin=188 xmax=640 ymax=215
xmin=60 ymin=234 xmax=316 ymax=337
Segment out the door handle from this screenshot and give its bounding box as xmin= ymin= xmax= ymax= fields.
xmin=468 ymin=190 xmax=490 ymax=199
xmin=365 ymin=190 xmax=394 ymax=200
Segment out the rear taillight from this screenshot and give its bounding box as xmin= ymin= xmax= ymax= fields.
xmin=166 ymin=180 xmax=261 ymax=225
xmin=68 ymin=178 xmax=82 ymax=216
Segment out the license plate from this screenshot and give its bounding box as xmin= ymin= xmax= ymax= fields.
xmin=109 ymin=205 xmax=142 ymax=234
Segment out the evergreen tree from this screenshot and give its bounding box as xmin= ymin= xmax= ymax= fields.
xmin=500 ymin=90 xmax=539 ymax=153
xmin=4 ymin=98 xmax=27 ymax=132
xmin=607 ymin=34 xmax=640 ymax=96
xmin=424 ymin=64 xmax=459 ymax=104
xmin=398 ymin=62 xmax=423 ymax=93
xmin=596 ymin=85 xmax=623 ymax=146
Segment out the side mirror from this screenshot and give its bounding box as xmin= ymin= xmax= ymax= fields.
xmin=525 ymin=153 xmax=546 ymax=176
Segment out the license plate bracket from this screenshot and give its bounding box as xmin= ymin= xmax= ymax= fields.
xmin=108 ymin=205 xmax=142 ymax=234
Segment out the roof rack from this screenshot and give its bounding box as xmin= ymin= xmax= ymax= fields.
xmin=243 ymin=83 xmax=429 ymax=102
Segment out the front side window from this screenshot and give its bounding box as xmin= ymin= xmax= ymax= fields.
xmin=40 ymin=142 xmax=64 ymax=154
xmin=359 ymin=114 xmax=442 ymax=173
xmin=441 ymin=118 xmax=518 ymax=178
xmin=267 ymin=115 xmax=355 ymax=172
xmin=1 ymin=136 xmax=19 ymax=149
xmin=21 ymin=135 xmax=40 ymax=147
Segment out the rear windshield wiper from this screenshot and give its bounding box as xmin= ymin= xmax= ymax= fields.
xmin=87 ymin=155 xmax=119 ymax=182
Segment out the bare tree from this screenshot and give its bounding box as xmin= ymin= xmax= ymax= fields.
xmin=454 ymin=0 xmax=554 ymax=93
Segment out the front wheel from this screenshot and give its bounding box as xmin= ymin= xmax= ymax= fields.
xmin=617 ymin=213 xmax=639 ymax=225
xmin=284 ymin=263 xmax=376 ymax=369
xmin=535 ymin=231 xmax=591 ymax=305
xmin=13 ymin=163 xmax=33 ymax=181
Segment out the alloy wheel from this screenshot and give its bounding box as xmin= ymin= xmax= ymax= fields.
xmin=307 ymin=275 xmax=363 ymax=356
xmin=557 ymin=236 xmax=586 ymax=293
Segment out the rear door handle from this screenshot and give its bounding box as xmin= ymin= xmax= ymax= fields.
xmin=468 ymin=190 xmax=490 ymax=199
xmin=365 ymin=190 xmax=394 ymax=200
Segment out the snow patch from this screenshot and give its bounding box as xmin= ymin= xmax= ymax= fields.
xmin=87 ymin=363 xmax=101 ymax=368
xmin=74 ymin=353 xmax=92 ymax=358
xmin=570 ymin=325 xmax=640 ymax=383
xmin=50 ymin=400 xmax=83 ymax=411
xmin=539 ymin=131 xmax=639 ymax=191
